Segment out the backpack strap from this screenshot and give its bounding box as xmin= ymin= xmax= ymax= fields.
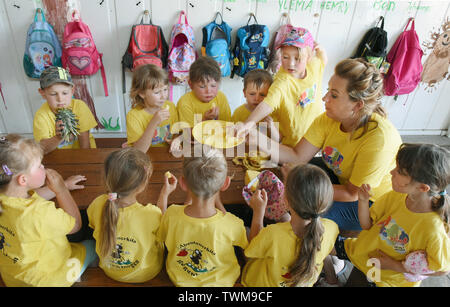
xmin=247 ymin=13 xmax=258 ymax=26
xmin=140 ymin=10 xmax=153 ymax=25
xmin=99 ymin=53 xmax=109 ymax=97
xmin=35 ymin=8 xmax=46 ymax=22
xmin=404 ymin=17 xmax=415 ymax=31
xmin=178 ymin=10 xmax=188 ymax=25
xmin=0 ymin=82 xmax=6 ymax=110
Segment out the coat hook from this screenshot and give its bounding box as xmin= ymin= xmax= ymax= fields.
xmin=226 ymin=7 xmax=231 ymax=11
xmin=189 ymin=2 xmax=194 ymax=8
xmin=99 ymin=0 xmax=104 ymax=5
xmin=136 ymin=1 xmax=141 ymax=6
xmin=13 ymin=4 xmax=20 ymax=8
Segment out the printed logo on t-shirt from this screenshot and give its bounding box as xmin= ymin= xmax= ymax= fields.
xmin=297 ymin=84 xmax=316 ymax=108
xmin=279 ymin=269 xmax=292 ymax=287
xmin=57 ymin=137 xmax=77 ymax=148
xmin=377 ymin=216 xmax=409 ymax=254
xmin=176 ymin=242 xmax=216 ymax=277
xmin=0 ymin=231 xmax=19 ymax=264
xmin=322 ymin=146 xmax=343 ymax=175
xmin=152 ymin=124 xmax=172 ymax=145
xmin=107 ymin=237 xmax=139 ymax=269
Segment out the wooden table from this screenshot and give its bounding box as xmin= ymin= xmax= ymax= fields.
xmin=42 ymin=147 xmax=248 ymax=209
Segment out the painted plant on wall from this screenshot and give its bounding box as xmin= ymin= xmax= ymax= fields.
xmin=42 ymin=0 xmax=104 ymax=129
xmin=421 ymin=17 xmax=450 ymax=92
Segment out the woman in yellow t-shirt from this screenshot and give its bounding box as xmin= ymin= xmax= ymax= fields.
xmin=0 ymin=134 xmax=95 ymax=287
xmin=242 ymin=164 xmax=338 ymax=287
xmin=88 ymin=148 xmax=176 ymax=283
xmin=126 ymin=64 xmax=179 ymax=152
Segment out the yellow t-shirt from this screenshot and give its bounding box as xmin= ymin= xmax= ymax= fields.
xmin=231 ymin=104 xmax=252 ymax=123
xmin=157 ymin=204 xmax=248 ymax=287
xmin=87 ymin=194 xmax=164 ymax=283
xmin=126 ymin=101 xmax=179 ymax=147
xmin=304 ymin=113 xmax=402 ymax=202
xmin=177 ymin=91 xmax=232 ymax=128
xmin=345 ymin=191 xmax=450 ymax=287
xmin=242 ymin=219 xmax=339 ymax=287
xmin=0 ymin=192 xmax=85 ymax=287
xmin=263 ymin=57 xmax=325 ymax=147
xmin=33 ymin=99 xmax=97 ymax=149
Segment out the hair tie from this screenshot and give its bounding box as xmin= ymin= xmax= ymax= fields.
xmin=0 ymin=137 xmax=8 ymax=144
xmin=108 ymin=193 xmax=118 ymax=201
xmin=2 ymin=164 xmax=12 ymax=176
xmin=439 ymin=190 xmax=447 ymax=196
xmin=310 ymin=213 xmax=319 ymax=219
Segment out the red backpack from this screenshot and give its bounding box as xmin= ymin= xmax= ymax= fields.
xmin=62 ymin=10 xmax=108 ymax=96
xmin=122 ymin=10 xmax=168 ymax=93
xmin=384 ymin=18 xmax=423 ymax=97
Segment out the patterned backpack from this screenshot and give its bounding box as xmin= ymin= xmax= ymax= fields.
xmin=201 ymin=12 xmax=233 ymax=77
xmin=231 ymin=14 xmax=270 ymax=78
xmin=23 ymin=8 xmax=62 ymax=79
xmin=168 ymin=11 xmax=197 ymax=84
xmin=62 ymin=10 xmax=108 ymax=96
xmin=267 ymin=13 xmax=292 ymax=76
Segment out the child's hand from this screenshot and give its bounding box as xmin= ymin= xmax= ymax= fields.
xmin=169 ymin=135 xmax=183 ymax=157
xmin=203 ymin=107 xmax=219 ymax=121
xmin=261 ymin=116 xmax=274 ymax=124
xmin=249 ymin=189 xmax=268 ymax=219
xmin=313 ymin=42 xmax=327 ymax=65
xmin=162 ymin=172 xmax=178 ymax=195
xmin=45 ymin=169 xmax=69 ymax=194
xmin=358 ymin=184 xmax=372 ymax=202
xmin=64 ymin=175 xmax=86 ymax=191
xmin=151 ymin=108 xmax=170 ymax=125
xmin=55 ymin=120 xmax=64 ymax=139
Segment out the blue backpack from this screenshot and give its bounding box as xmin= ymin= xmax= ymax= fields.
xmin=201 ymin=13 xmax=233 ymax=77
xmin=231 ymin=14 xmax=270 ymax=78
xmin=23 ymin=8 xmax=62 ymax=79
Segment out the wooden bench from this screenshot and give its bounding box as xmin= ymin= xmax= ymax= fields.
xmin=1 ymin=147 xmax=249 ymax=287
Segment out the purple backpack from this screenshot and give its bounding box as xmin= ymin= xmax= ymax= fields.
xmin=384 ymin=18 xmax=423 ymax=96
xmin=168 ymin=11 xmax=197 ymax=84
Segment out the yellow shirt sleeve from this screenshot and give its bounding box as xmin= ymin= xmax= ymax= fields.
xmin=216 ymin=92 xmax=232 ymax=122
xmin=303 ymin=113 xmax=330 ymax=148
xmin=33 ymin=103 xmax=55 ymax=143
xmin=231 ymin=105 xmax=251 ymax=123
xmin=177 ymin=93 xmax=197 ymax=128
xmin=72 ymin=99 xmax=97 ymax=133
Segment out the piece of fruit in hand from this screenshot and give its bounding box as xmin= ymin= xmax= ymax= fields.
xmin=55 ymin=108 xmax=80 ymax=143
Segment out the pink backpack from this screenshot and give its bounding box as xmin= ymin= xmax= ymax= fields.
xmin=62 ymin=10 xmax=108 ymax=96
xmin=384 ymin=18 xmax=423 ymax=96
xmin=267 ymin=13 xmax=292 ymax=75
xmin=168 ymin=11 xmax=197 ymax=84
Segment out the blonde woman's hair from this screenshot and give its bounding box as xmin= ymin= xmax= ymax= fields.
xmin=129 ymin=64 xmax=168 ymax=109
xmin=334 ymin=58 xmax=386 ymax=137
xmin=0 ymin=134 xmax=43 ymax=213
xmin=100 ymin=148 xmax=152 ymax=258
xmin=182 ymin=146 xmax=227 ymax=200
xmin=243 ymin=69 xmax=273 ymax=91
xmin=285 ymin=164 xmax=333 ymax=286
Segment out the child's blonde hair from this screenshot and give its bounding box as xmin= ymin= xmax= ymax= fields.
xmin=396 ymin=143 xmax=450 ymax=231
xmin=243 ymin=69 xmax=273 ymax=91
xmin=285 ymin=164 xmax=333 ymax=286
xmin=100 ymin=148 xmax=153 ymax=258
xmin=280 ymin=45 xmax=314 ymax=63
xmin=182 ymin=146 xmax=227 ymax=200
xmin=0 ymin=134 xmax=43 ymax=213
xmin=189 ymin=56 xmax=222 ymax=84
xmin=129 ymin=64 xmax=168 ymax=109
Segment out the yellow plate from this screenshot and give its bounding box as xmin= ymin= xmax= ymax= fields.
xmin=192 ymin=120 xmax=244 ymax=149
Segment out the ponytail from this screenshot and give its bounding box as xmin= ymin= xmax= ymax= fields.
xmin=289 ymin=217 xmax=324 ymax=286
xmin=99 ymin=195 xmax=120 ymax=258
xmin=285 ymin=164 xmax=333 ymax=287
xmin=432 ymin=192 xmax=449 ymax=233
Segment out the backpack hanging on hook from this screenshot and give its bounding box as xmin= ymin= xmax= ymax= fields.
xmin=231 ymin=13 xmax=270 ymax=78
xmin=267 ymin=13 xmax=292 ymax=75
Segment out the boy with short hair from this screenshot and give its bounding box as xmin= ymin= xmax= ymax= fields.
xmin=232 ymin=69 xmax=281 ymax=142
xmin=33 ymin=66 xmax=97 ymax=154
xmin=157 ymin=146 xmax=248 ymax=287
xmin=176 ymin=56 xmax=232 ymax=128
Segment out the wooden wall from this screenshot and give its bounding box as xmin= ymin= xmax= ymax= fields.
xmin=0 ymin=0 xmax=449 ymax=138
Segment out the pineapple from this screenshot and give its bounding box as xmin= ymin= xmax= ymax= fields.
xmin=55 ymin=108 xmax=80 ymax=143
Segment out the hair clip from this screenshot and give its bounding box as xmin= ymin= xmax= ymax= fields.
xmin=2 ymin=164 xmax=13 ymax=176
xmin=439 ymin=190 xmax=447 ymax=196
xmin=108 ymin=193 xmax=118 ymax=201
xmin=0 ymin=136 xmax=8 ymax=144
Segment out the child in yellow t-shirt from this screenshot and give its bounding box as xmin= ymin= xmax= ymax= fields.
xmin=236 ymin=27 xmax=327 ymax=147
xmin=171 ymin=56 xmax=232 ymax=154
xmin=87 ymin=148 xmax=175 ymax=283
xmin=126 ymin=64 xmax=179 ymax=152
xmin=0 ymin=134 xmax=96 ymax=287
xmin=232 ymin=69 xmax=280 ymax=142
xmin=157 ymin=147 xmax=248 ymax=287
xmin=242 ymin=164 xmax=339 ymax=287
xmin=33 ymin=66 xmax=97 ymax=154
xmin=333 ymin=143 xmax=450 ymax=287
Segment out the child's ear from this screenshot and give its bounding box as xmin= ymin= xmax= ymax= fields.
xmin=179 ymin=176 xmax=188 ymax=192
xmin=418 ymin=183 xmax=431 ymax=193
xmin=187 ymin=79 xmax=193 ymax=90
xmin=220 ymin=176 xmax=231 ymax=192
xmin=16 ymin=174 xmax=28 ymax=187
xmin=38 ymin=88 xmax=46 ymax=99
